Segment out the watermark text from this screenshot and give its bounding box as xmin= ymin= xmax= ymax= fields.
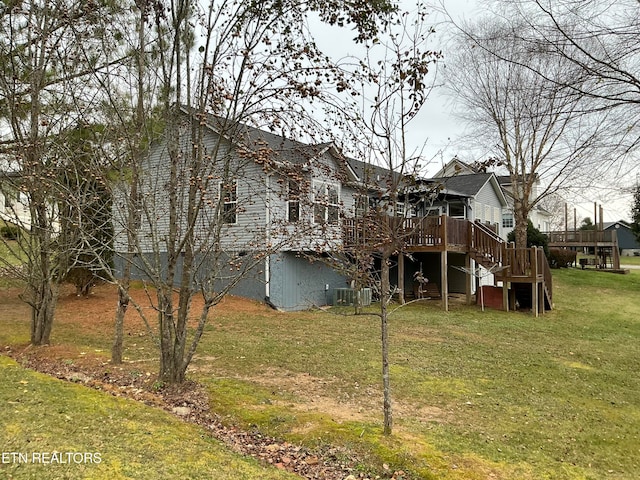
xmin=1 ymin=451 xmax=101 ymax=464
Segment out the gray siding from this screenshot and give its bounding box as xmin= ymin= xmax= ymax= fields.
xmin=112 ymin=116 xmax=361 ymax=312
xmin=114 ymin=120 xmax=271 ymax=255
xmin=268 ymin=252 xmax=349 ymax=310
xmin=113 ymin=251 xmax=266 ymax=301
xmin=606 ymin=224 xmax=640 ymax=252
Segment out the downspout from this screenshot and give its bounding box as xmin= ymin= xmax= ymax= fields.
xmin=265 ymin=173 xmax=271 ymax=299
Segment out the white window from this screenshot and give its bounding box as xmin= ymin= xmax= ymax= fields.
xmin=287 ymin=179 xmax=300 ymax=223
xmin=313 ymin=181 xmax=340 ymax=225
xmin=220 ymin=180 xmax=237 ymax=224
xmin=493 ymin=207 xmax=501 ymax=224
xmin=502 ymin=212 xmax=514 ymax=229
xmin=395 ymin=202 xmax=405 ymax=217
xmin=354 ymin=194 xmax=368 ymax=217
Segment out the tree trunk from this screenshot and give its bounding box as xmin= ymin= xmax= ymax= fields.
xmin=380 ymin=252 xmax=393 ymax=435
xmin=514 ymin=210 xmax=528 ymax=249
xmin=157 ymin=287 xmax=188 ymax=385
xmin=28 ymin=195 xmax=60 ymax=346
xmin=30 ymin=280 xmax=57 ymax=345
xmin=113 ymin=3 xmax=145 ymax=365
xmin=112 ymin=283 xmax=128 ymax=364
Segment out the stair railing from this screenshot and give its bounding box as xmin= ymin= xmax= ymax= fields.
xmin=539 ymin=247 xmax=553 ymax=307
xmin=470 ymin=220 xmax=505 ymax=266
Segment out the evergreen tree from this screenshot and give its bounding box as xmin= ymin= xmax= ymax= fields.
xmin=631 ymin=186 xmax=640 ymax=243
xmin=507 ymin=220 xmax=549 ymax=256
xmin=579 ymin=217 xmax=596 ymax=230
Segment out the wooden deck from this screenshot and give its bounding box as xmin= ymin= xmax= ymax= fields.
xmin=343 ymin=216 xmax=499 ymax=253
xmin=546 ymin=229 xmax=620 ymax=269
xmin=343 ymin=215 xmax=553 ymax=314
xmin=547 ymin=229 xmax=617 ymax=247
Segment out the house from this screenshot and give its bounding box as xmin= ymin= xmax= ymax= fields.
xmin=429 ymin=173 xmax=508 ymax=235
xmin=604 ymin=220 xmax=640 ymax=256
xmin=0 ymin=166 xmax=31 ymax=229
xmin=496 ymin=175 xmax=552 ymax=235
xmin=434 ymin=158 xmax=553 ymax=237
xmin=112 ymin=110 xmax=365 ymax=311
xmin=114 ymin=114 xmax=552 ymax=314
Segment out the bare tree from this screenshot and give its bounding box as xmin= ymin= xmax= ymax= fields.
xmin=107 ymin=0 xmax=397 ymax=385
xmin=0 ymin=0 xmax=124 ymax=345
xmin=499 ymin=0 xmax=640 ymax=152
xmin=322 ymin=4 xmax=441 ymax=435
xmin=447 ymin=17 xmax=614 ymax=248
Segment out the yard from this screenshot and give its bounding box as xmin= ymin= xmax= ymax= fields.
xmin=1 ymin=267 xmax=639 ymax=479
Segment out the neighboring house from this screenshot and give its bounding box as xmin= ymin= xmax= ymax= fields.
xmin=496 ymin=175 xmax=552 ymax=235
xmin=0 ymin=169 xmax=32 ymax=229
xmin=429 ymin=173 xmax=508 ymax=236
xmin=434 ymin=158 xmax=552 ymax=238
xmin=604 ymin=220 xmax=640 ymax=256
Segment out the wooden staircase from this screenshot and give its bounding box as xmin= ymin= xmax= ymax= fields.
xmin=469 ymin=221 xmax=505 ymax=270
xmin=468 ymin=221 xmax=553 ymax=313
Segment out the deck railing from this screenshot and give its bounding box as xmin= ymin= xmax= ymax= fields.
xmin=547 ymin=230 xmax=615 ymax=244
xmin=446 ymin=217 xmax=469 ymax=246
xmin=344 ymin=215 xmax=472 ymax=250
xmin=402 ymin=216 xmax=444 ymax=247
xmin=501 ymin=247 xmax=538 ymax=278
xmin=470 ymin=221 xmax=504 ymax=266
xmin=344 ymin=215 xmax=447 ymax=249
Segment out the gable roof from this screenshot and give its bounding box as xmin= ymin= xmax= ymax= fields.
xmin=603 ymin=220 xmax=631 ymax=230
xmin=433 ymin=158 xmax=479 ymax=177
xmin=179 ymin=108 xmax=359 ymax=183
xmin=430 ymin=173 xmax=508 ymax=206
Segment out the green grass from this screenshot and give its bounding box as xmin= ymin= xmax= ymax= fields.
xmin=191 ymin=270 xmax=640 ymax=479
xmin=1 ymin=268 xmax=640 ymax=479
xmin=0 ymin=239 xmax=26 ymax=267
xmin=0 ymin=355 xmax=297 ymax=480
xmin=619 ymin=255 xmax=640 ymax=265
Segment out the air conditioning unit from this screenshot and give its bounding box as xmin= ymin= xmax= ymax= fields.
xmin=333 ymin=287 xmax=372 ymax=307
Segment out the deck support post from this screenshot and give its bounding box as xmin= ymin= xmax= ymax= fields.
xmin=441 ymin=251 xmax=448 ymax=311
xmin=398 ymin=253 xmax=405 ymax=304
xmin=465 ymin=255 xmax=472 ymax=305
xmin=502 ymin=280 xmax=509 ymax=312
xmin=539 ymin=283 xmax=545 ymax=316
xmin=532 ymin=247 xmax=539 ymax=318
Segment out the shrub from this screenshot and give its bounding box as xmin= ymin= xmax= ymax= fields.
xmin=64 ymin=267 xmax=100 ymax=297
xmin=507 ymin=220 xmax=549 ymax=256
xmin=549 ymin=248 xmax=577 ymax=268
xmin=0 ymin=225 xmax=20 ymax=240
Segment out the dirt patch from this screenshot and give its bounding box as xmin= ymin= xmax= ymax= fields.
xmin=245 ymin=368 xmax=378 ymax=423
xmin=218 ymin=367 xmax=447 ymax=427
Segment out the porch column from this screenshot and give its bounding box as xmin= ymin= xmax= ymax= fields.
xmin=441 ymin=251 xmax=448 ymax=311
xmin=465 ymin=255 xmax=472 ymax=305
xmin=398 ymin=253 xmax=405 ymax=304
